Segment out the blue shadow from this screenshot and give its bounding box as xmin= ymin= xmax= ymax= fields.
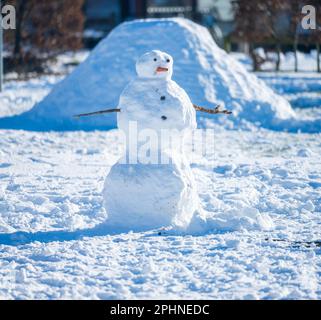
xmin=0 ymin=223 xmax=124 ymax=246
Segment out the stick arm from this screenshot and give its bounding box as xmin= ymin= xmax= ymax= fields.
xmin=73 ymin=108 xmax=121 ymax=118
xmin=73 ymin=104 xmax=231 ymax=118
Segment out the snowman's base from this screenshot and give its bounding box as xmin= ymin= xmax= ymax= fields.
xmin=103 ymin=154 xmax=200 ymax=231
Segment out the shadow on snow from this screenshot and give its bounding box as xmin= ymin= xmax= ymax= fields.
xmin=0 ymin=223 xmax=157 ymax=246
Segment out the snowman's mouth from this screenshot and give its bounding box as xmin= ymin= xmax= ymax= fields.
xmin=156 ymin=67 xmax=168 ymax=73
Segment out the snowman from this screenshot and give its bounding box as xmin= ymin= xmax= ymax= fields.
xmin=75 ymin=50 xmax=231 ymax=231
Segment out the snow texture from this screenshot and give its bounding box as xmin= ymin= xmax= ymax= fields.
xmin=1 ymin=18 xmax=317 ymax=132
xmin=0 ymin=125 xmax=320 ymax=299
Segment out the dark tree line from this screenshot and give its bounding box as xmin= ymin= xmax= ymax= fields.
xmin=232 ymin=0 xmax=321 ymax=72
xmin=3 ymin=0 xmax=85 ymax=73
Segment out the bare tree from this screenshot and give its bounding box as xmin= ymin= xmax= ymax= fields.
xmin=289 ymin=0 xmax=302 ymax=72
xmin=3 ymin=0 xmax=85 ymax=73
xmin=233 ymin=0 xmax=294 ymax=72
xmin=308 ymin=1 xmax=321 ymax=72
xmin=232 ymin=0 xmax=271 ymax=71
xmin=265 ymin=0 xmax=290 ymax=72
xmin=289 ymin=0 xmax=321 ymax=72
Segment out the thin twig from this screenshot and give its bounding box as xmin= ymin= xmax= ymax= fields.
xmin=74 ymin=108 xmax=121 ymax=118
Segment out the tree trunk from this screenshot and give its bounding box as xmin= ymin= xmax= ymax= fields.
xmin=317 ymin=43 xmax=320 ymax=73
xmin=275 ymin=43 xmax=281 ymax=72
xmin=293 ymin=47 xmax=298 ymax=72
xmin=293 ymin=30 xmax=298 ymax=72
xmin=191 ymin=0 xmax=198 ymax=21
xmin=249 ymin=44 xmax=258 ymax=72
xmin=14 ymin=0 xmax=27 ymax=59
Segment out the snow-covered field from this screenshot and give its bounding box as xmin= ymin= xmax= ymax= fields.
xmin=1 ymin=71 xmax=321 ymax=299
xmin=1 ymin=31 xmax=321 ymax=299
xmin=1 ymin=128 xmax=321 ymax=299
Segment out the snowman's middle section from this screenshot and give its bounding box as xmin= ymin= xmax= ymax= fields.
xmin=117 ymin=78 xmax=197 ymax=135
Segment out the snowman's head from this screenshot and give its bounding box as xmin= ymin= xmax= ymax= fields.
xmin=136 ymin=50 xmax=173 ymax=80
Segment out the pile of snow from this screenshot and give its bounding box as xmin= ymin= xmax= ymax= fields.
xmin=0 ymin=18 xmax=298 ymax=131
xmin=188 ymin=206 xmax=274 ymax=235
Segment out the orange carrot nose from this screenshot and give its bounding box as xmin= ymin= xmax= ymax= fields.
xmin=156 ymin=67 xmax=168 ymax=72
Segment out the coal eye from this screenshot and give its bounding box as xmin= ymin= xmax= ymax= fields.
xmin=166 ymin=58 xmax=170 ymax=62
xmin=153 ymin=58 xmax=157 ymax=61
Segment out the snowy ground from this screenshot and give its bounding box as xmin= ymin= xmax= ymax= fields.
xmin=0 ymin=53 xmax=321 ymax=299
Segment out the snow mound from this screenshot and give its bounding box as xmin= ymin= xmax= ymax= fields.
xmin=186 ymin=207 xmax=274 ymax=235
xmin=0 ymin=18 xmax=300 ymax=131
